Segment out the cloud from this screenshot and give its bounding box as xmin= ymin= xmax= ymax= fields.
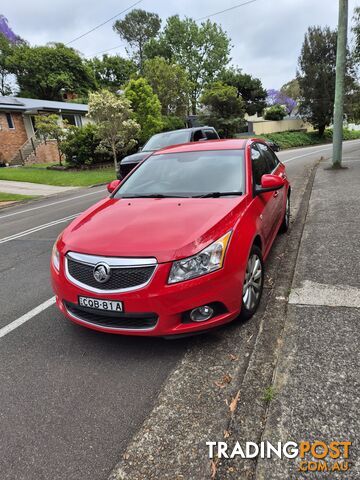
xmin=2 ymin=0 xmax=359 ymax=88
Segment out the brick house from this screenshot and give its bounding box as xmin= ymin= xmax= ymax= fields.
xmin=0 ymin=96 xmax=89 ymax=164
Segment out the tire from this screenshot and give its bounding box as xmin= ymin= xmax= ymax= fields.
xmin=239 ymin=245 xmax=264 ymax=321
xmin=279 ymin=194 xmax=290 ymax=233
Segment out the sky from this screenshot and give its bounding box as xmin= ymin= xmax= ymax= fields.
xmin=3 ymin=0 xmax=360 ymax=89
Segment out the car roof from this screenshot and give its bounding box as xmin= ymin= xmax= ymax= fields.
xmin=151 ymin=126 xmax=216 ymax=136
xmin=154 ymin=138 xmax=248 ymax=155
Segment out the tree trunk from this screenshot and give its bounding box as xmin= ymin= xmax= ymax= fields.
xmin=318 ymin=124 xmax=326 ymax=136
xmin=111 ymin=144 xmax=118 ymax=174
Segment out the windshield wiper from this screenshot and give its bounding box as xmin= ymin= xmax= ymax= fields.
xmin=193 ymin=191 xmax=243 ymax=198
xmin=121 ymin=193 xmax=189 ymax=198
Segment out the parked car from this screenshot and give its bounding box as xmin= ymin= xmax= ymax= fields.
xmin=117 ymin=126 xmax=219 ymax=179
xmin=266 ymin=140 xmax=280 ymax=152
xmin=51 ymin=139 xmax=290 ymax=337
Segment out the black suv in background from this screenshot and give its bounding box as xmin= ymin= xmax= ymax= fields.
xmin=117 ymin=126 xmax=219 ymax=179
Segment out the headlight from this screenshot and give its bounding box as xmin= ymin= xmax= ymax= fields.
xmin=51 ymin=242 xmax=60 ymax=271
xmin=168 ymin=231 xmax=232 ymax=284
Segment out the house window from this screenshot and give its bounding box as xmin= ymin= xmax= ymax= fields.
xmin=6 ymin=113 xmax=14 ymax=129
xmin=62 ymin=114 xmax=82 ymax=127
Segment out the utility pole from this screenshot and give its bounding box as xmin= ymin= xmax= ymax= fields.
xmin=332 ymin=0 xmax=349 ymax=168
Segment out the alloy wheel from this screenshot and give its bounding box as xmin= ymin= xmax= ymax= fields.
xmin=242 ymin=253 xmax=263 ymax=310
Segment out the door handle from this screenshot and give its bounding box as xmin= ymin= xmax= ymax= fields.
xmin=273 ymin=191 xmax=279 ymax=198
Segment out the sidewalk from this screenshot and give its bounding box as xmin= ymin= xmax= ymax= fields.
xmin=255 ymin=156 xmax=360 ymax=478
xmin=0 ymin=180 xmax=76 ymax=196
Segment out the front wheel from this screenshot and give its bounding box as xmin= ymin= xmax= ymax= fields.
xmin=239 ymin=246 xmax=264 ymax=321
xmin=279 ymin=195 xmax=290 ymax=233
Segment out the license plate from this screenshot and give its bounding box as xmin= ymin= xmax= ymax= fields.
xmin=78 ymin=296 xmax=123 ymax=312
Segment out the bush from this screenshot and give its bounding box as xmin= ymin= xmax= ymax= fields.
xmin=60 ymin=124 xmax=111 ymax=167
xmin=253 ymin=128 xmax=360 ymax=149
xmin=161 ymin=115 xmax=186 ymax=132
xmin=264 ymin=104 xmax=287 ymax=121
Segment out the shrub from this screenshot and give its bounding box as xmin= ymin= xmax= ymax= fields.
xmin=61 ymin=124 xmax=111 ymax=167
xmin=161 ymin=115 xmax=186 ymax=132
xmin=264 ymin=104 xmax=287 ymax=121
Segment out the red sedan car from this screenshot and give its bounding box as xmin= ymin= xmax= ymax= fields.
xmin=51 ymin=139 xmax=290 ymax=337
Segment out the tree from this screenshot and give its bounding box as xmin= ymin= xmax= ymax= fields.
xmin=87 ymin=90 xmax=140 ymax=170
xmin=352 ymin=6 xmax=360 ymax=62
xmin=143 ymin=57 xmax=191 ymax=116
xmin=280 ymin=79 xmax=300 ymax=101
xmin=144 ymin=16 xmax=231 ymax=114
xmin=87 ymin=54 xmax=136 ymax=92
xmin=113 ymin=9 xmax=161 ymax=71
xmin=0 ymin=34 xmax=14 ymax=95
xmin=34 ymin=114 xmax=68 ymax=165
xmin=9 ymin=42 xmax=96 ymax=100
xmin=200 ymin=81 xmax=245 ymax=138
xmin=297 ymin=26 xmax=356 ymax=135
xmin=124 ymin=78 xmax=163 ymax=143
xmin=266 ymin=89 xmax=296 ymax=115
xmin=264 ymin=104 xmax=287 ymax=121
xmin=220 ymin=68 xmax=267 ymax=116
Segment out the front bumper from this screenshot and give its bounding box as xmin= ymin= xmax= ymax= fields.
xmin=51 ymin=260 xmax=243 ymax=336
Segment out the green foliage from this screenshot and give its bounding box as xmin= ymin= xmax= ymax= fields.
xmin=9 ymin=42 xmax=96 ymax=100
xmin=297 ymin=26 xmax=356 ymax=136
xmin=60 ymin=123 xmax=111 ymax=167
xmin=200 ymin=81 xmax=245 ymax=138
xmin=264 ymin=104 xmax=287 ymax=121
xmin=280 ymin=78 xmax=300 ymax=100
xmin=220 ymin=68 xmax=267 ymax=116
xmin=161 ymin=115 xmax=186 ymax=132
xmin=87 ymin=54 xmax=136 ymax=92
xmin=251 ymin=128 xmax=360 ymax=150
xmin=34 ymin=113 xmax=68 ymax=165
xmin=113 ymin=9 xmax=161 ymax=70
xmin=143 ymin=56 xmax=191 ymax=116
xmin=87 ymin=89 xmax=140 ymax=169
xmin=352 ymin=6 xmax=360 ymax=63
xmin=144 ymin=16 xmax=231 ymax=114
xmin=263 ymin=386 xmax=276 ymax=402
xmin=124 ymin=77 xmax=163 ymax=143
xmin=0 ymin=33 xmax=14 ymax=95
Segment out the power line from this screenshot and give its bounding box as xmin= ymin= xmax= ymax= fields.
xmin=66 ymin=0 xmax=142 ymax=45
xmin=195 ymin=0 xmax=258 ymax=22
xmin=90 ymin=44 xmax=125 ymax=57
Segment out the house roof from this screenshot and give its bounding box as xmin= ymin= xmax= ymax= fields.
xmin=0 ymin=96 xmax=88 ymax=114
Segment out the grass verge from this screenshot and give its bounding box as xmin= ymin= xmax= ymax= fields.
xmin=0 ymin=167 xmax=115 ymax=187
xmin=239 ymin=128 xmax=360 ymax=150
xmin=0 ymin=192 xmax=38 ymax=202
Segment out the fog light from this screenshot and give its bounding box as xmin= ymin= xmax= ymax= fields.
xmin=190 ymin=305 xmax=214 ymax=322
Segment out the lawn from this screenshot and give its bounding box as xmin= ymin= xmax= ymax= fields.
xmin=0 ymin=192 xmax=38 ymax=202
xmin=0 ymin=166 xmax=116 ymax=187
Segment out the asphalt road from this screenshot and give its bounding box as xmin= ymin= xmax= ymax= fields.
xmin=0 ymin=140 xmax=359 ymax=480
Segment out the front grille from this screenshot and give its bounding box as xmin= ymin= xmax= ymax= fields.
xmin=120 ymin=162 xmax=137 ymax=178
xmin=64 ymin=302 xmax=158 ymax=330
xmin=67 ymin=258 xmax=155 ymax=291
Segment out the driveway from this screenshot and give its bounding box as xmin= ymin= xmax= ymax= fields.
xmin=0 ymin=179 xmax=77 ymax=196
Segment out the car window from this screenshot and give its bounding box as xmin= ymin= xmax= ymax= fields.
xmin=257 ymin=142 xmax=279 ymax=172
xmin=114 ymin=150 xmax=246 ymax=197
xmin=204 ymin=129 xmax=218 ymax=140
xmin=142 ymin=131 xmax=190 ymax=151
xmin=251 ymin=144 xmax=271 ymax=186
xmin=193 ymin=130 xmax=205 ymax=142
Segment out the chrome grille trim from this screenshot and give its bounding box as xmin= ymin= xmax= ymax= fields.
xmin=65 ymin=252 xmax=157 ymax=294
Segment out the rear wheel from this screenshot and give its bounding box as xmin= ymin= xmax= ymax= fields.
xmin=279 ymin=194 xmax=290 ymax=233
xmin=240 ymin=245 xmax=264 ymax=321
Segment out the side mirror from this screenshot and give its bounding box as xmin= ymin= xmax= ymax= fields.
xmin=138 ymin=146 xmax=143 ymax=152
xmin=107 ymin=179 xmax=121 ymax=194
xmin=256 ymin=174 xmax=285 ymax=194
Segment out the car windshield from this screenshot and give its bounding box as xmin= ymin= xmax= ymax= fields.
xmin=142 ymin=130 xmax=190 ymax=151
xmin=114 ymin=150 xmax=245 ymax=198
